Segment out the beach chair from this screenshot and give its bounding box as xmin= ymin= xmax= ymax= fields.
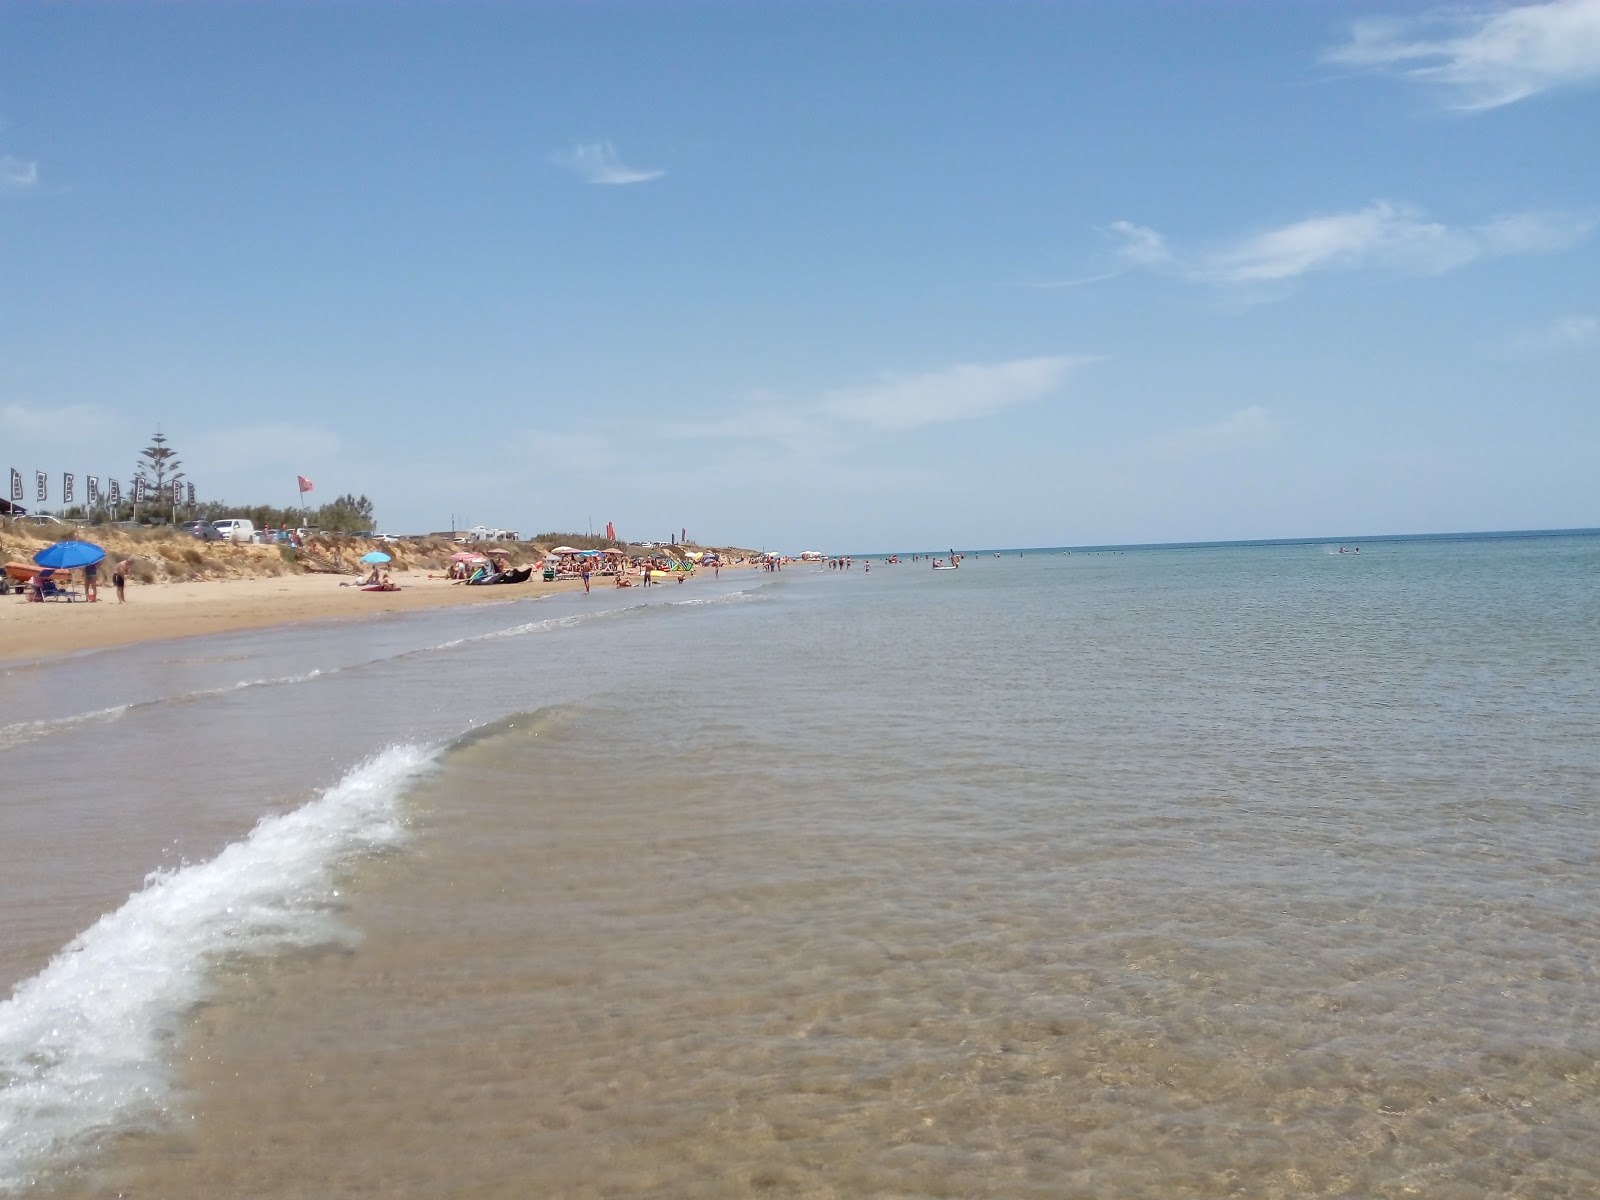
xmin=35 ymin=569 xmax=80 ymax=602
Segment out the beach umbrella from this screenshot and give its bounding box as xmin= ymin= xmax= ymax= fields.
xmin=360 ymin=550 xmax=391 ymax=564
xmin=450 ymin=551 xmax=487 ymax=564
xmin=33 ymin=540 xmax=106 ymax=569
xmin=603 ymin=547 xmax=626 ymax=556
xmin=551 ymin=546 xmax=580 ymax=554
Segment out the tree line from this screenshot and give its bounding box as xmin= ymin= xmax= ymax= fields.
xmin=52 ymin=431 xmax=379 ymax=534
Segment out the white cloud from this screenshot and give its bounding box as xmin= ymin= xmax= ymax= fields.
xmin=0 ymin=155 xmax=37 ymax=193
xmin=1326 ymin=0 xmax=1600 ymax=110
xmin=552 ymin=141 xmax=665 ymax=185
xmin=1200 ymin=201 xmax=1474 ymax=282
xmin=1108 ymin=201 xmax=1593 ymax=287
xmin=1551 ymin=314 xmax=1600 ymax=342
xmin=1474 ymin=210 xmax=1598 ymax=255
xmin=1509 ymin=313 xmax=1600 ymax=349
xmin=820 ymin=356 xmax=1094 ymax=431
xmin=0 ymin=402 xmax=113 ymax=438
xmin=640 ymin=355 xmax=1095 ymax=458
xmin=1150 ymin=405 xmax=1283 ymax=461
xmin=1108 ymin=220 xmax=1171 ymax=267
xmin=661 ymin=405 xmax=819 ymax=445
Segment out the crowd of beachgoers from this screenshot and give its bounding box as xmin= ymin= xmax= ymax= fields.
xmin=0 ymin=518 xmax=789 ymax=662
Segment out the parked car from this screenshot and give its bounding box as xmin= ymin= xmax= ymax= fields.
xmin=184 ymin=520 xmax=224 ymax=541
xmin=21 ymin=514 xmax=68 ymax=527
xmin=211 ymin=518 xmax=257 ymax=543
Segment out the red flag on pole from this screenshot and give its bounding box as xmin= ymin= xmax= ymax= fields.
xmin=297 ymin=475 xmax=314 ymax=494
xmin=605 ymin=521 xmax=615 ymax=541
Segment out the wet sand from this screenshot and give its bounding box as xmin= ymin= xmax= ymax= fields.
xmin=0 ymin=570 xmax=706 ymax=665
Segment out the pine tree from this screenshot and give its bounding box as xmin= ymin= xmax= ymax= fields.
xmin=134 ymin=431 xmax=184 ymax=498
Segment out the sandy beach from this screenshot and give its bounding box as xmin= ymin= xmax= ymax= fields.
xmin=0 ymin=570 xmax=678 ymax=665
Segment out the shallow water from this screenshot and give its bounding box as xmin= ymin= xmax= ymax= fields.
xmin=3 ymin=535 xmax=1599 ymax=1197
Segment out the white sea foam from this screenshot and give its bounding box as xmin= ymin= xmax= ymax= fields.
xmin=0 ymin=704 xmax=132 ymax=752
xmin=0 ymin=744 xmax=437 ymax=1192
xmin=670 ymin=588 xmax=764 ymax=607
xmin=0 ymin=671 xmax=327 ymax=753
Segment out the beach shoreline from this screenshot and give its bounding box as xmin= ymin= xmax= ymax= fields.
xmin=0 ymin=568 xmax=720 ymax=666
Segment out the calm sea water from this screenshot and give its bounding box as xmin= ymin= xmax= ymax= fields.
xmin=2 ymin=533 xmax=1598 ymax=1198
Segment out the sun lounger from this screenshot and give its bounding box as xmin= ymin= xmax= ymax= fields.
xmin=32 ymin=569 xmax=81 ymax=602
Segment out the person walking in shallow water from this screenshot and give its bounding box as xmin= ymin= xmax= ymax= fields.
xmin=113 ymin=558 xmax=132 ymax=603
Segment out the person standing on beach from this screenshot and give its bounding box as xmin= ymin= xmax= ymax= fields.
xmin=83 ymin=560 xmax=99 ymax=602
xmin=581 ymin=564 xmax=591 ymax=593
xmin=113 ymin=558 xmax=132 ymax=603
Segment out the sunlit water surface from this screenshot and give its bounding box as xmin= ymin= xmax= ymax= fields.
xmin=2 ymin=535 xmax=1598 ymax=1198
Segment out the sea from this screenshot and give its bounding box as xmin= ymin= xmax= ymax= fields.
xmin=1 ymin=530 xmax=1598 ymax=1199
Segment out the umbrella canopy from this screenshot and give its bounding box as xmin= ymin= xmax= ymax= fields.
xmin=360 ymin=551 xmax=392 ymax=564
xmin=550 ymin=546 xmax=580 ymax=555
xmin=450 ymin=551 xmax=488 ymax=564
xmin=34 ymin=540 xmax=106 ymax=570
xmin=603 ymin=547 xmax=627 ymax=556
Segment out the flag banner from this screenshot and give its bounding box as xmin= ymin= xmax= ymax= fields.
xmin=133 ymin=476 xmax=146 ymax=503
xmin=35 ymin=471 xmax=46 ymax=502
xmin=187 ymin=482 xmax=195 ymax=505
xmin=171 ymin=479 xmax=182 ymax=503
xmin=682 ymin=527 xmax=687 ymax=544
xmin=63 ymin=473 xmax=74 ymax=504
xmin=297 ymin=475 xmax=314 ymax=494
xmin=10 ymin=468 xmax=21 ymax=502
xmin=110 ymin=479 xmax=122 ymax=506
xmin=88 ymin=476 xmax=100 ymax=504
xmin=605 ymin=521 xmax=616 ymax=541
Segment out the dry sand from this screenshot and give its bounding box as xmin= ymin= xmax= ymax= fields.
xmin=0 ymin=570 xmax=625 ymax=665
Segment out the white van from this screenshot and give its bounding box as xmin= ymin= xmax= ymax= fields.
xmin=211 ymin=518 xmax=257 ymax=543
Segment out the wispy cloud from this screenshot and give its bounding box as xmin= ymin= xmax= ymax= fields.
xmin=820 ymin=356 xmax=1095 ymax=432
xmin=1326 ymin=0 xmax=1600 ymax=110
xmin=0 ymin=402 xmax=114 ymax=439
xmin=643 ymin=354 xmax=1095 ymax=457
xmin=1108 ymin=201 xmax=1592 ymax=288
xmin=1108 ymin=220 xmax=1172 ymax=268
xmin=1201 ymin=201 xmax=1472 ymax=282
xmin=661 ymin=403 xmax=820 ymax=447
xmin=1508 ymin=313 xmax=1600 ymax=350
xmin=1149 ymin=405 xmax=1283 ymax=461
xmin=0 ymin=155 xmax=38 ymax=194
xmin=191 ymin=423 xmax=342 ymax=468
xmin=552 ymin=141 xmax=664 ymax=185
xmin=516 ymin=429 xmax=613 ymax=457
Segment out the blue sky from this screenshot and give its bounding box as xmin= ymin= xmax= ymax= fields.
xmin=2 ymin=1 xmax=1596 ymax=551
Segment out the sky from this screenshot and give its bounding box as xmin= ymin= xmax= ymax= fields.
xmin=1 ymin=0 xmax=1596 ymax=552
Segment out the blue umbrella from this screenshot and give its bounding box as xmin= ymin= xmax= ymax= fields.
xmin=360 ymin=550 xmax=392 ymax=564
xmin=34 ymin=540 xmax=106 ymax=569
